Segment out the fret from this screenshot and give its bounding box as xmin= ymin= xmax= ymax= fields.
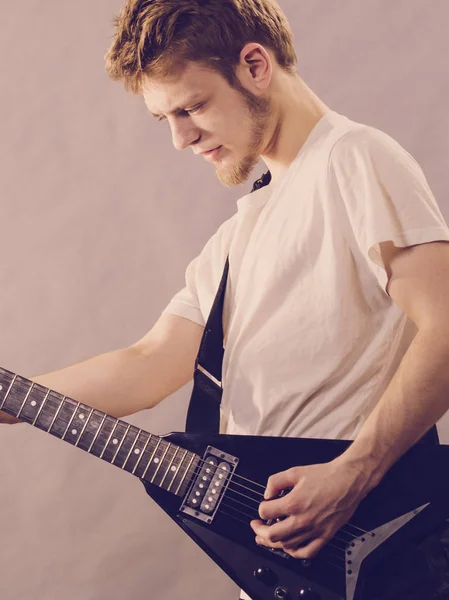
xmin=75 ymin=410 xmax=107 ymax=452
xmin=16 ymin=382 xmax=35 ymax=418
xmin=132 ymin=433 xmax=152 ymax=475
xmin=167 ymin=448 xmax=187 ymax=493
xmin=2 ymin=376 xmax=33 ymax=418
xmin=133 ymin=436 xmax=161 ymax=479
xmin=74 ymin=408 xmax=94 ymax=447
xmin=159 ymin=446 xmax=180 ymax=490
xmin=9 ymin=382 xmax=51 ymax=427
xmin=61 ymin=402 xmax=99 ymax=447
xmin=87 ymin=416 xmax=116 ymax=457
xmin=121 ymin=429 xmax=141 ymax=469
xmin=141 ymin=438 xmax=162 ymax=480
xmin=99 ymin=419 xmax=120 ymax=459
xmin=0 ymin=367 xmax=200 ymax=498
xmin=87 ymin=413 xmax=107 ymax=453
xmin=175 ymin=452 xmax=197 ymax=496
xmin=0 ymin=374 xmax=17 ymax=412
xmin=32 ymin=389 xmax=51 ymax=425
xmin=46 ymin=398 xmax=77 ymax=438
xmin=150 ymin=442 xmax=170 ymax=484
xmin=47 ymin=399 xmax=65 ymax=433
xmin=33 ymin=391 xmax=61 ymax=432
xmin=151 ymin=442 xmax=177 ymax=488
xmin=110 ymin=423 xmax=131 ymax=464
xmin=61 ymin=401 xmax=81 ymax=440
xmin=121 ymin=431 xmax=152 ymax=475
xmin=113 ymin=426 xmax=140 ymax=468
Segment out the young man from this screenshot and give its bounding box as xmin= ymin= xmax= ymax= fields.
xmin=3 ymin=0 xmax=449 ymax=597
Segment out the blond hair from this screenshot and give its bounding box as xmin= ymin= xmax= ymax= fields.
xmin=105 ymin=0 xmax=298 ymax=94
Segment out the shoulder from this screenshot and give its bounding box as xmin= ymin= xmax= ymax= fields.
xmin=329 ymin=122 xmax=417 ymax=172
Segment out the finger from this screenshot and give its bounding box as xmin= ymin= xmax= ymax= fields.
xmin=258 ymin=497 xmax=290 ymax=521
xmin=255 ymin=535 xmax=284 ymax=549
xmin=276 ymin=523 xmax=315 ymax=546
xmin=251 ymin=517 xmax=297 ymax=544
xmin=287 ymin=537 xmax=326 ymax=560
xmin=264 ymin=468 xmax=299 ymax=500
xmin=281 ymin=531 xmax=315 ymax=550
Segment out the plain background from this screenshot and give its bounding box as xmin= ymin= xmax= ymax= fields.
xmin=0 ymin=1 xmax=448 ymax=598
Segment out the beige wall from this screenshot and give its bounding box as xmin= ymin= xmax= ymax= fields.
xmin=1 ymin=1 xmax=448 ymax=598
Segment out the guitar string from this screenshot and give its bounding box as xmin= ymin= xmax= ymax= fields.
xmin=177 ymin=454 xmax=372 ymax=538
xmin=182 ymin=464 xmax=356 ymax=560
xmin=5 ymin=387 xmax=369 ymax=540
xmin=217 ymin=501 xmax=346 ymax=571
xmin=179 ymin=460 xmax=372 ymax=541
xmin=223 ymin=488 xmax=355 ymax=548
xmin=218 ymin=500 xmax=347 ymax=567
xmin=4 ymin=390 xmax=370 ymax=542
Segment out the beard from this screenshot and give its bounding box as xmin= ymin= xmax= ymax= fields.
xmin=215 ymin=84 xmax=275 ymax=188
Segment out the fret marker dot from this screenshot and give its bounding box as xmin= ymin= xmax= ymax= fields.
xmin=154 ymin=458 xmax=160 ymax=464
xmin=171 ymin=466 xmax=177 ymax=472
xmin=112 ymin=439 xmax=119 ymax=445
xmin=0 ymin=385 xmax=2 ymax=391
xmin=71 ymin=429 xmax=78 ymax=435
xmin=79 ymin=414 xmax=85 ymax=420
xmin=31 ymin=401 xmax=37 ymax=407
xmin=134 ymin=449 xmax=140 ymax=455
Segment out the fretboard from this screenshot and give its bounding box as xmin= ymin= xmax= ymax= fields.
xmin=0 ymin=367 xmax=198 ymax=497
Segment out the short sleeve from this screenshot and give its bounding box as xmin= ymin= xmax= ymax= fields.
xmin=329 ymin=127 xmax=449 ymax=292
xmin=162 ymin=254 xmax=205 ymax=326
xmin=162 ymin=214 xmax=237 ymax=327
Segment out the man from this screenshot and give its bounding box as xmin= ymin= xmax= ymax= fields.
xmin=2 ymin=0 xmax=449 ymax=598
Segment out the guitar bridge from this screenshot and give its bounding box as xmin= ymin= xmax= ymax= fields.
xmin=179 ymin=446 xmax=238 ymax=524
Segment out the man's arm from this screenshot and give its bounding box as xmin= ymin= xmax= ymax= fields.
xmin=0 ymin=313 xmax=204 ymax=423
xmin=252 ymin=241 xmax=449 ymax=559
xmin=336 ymin=240 xmax=449 ymax=479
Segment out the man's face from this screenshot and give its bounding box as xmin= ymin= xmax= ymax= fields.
xmin=142 ymin=60 xmax=274 ymax=187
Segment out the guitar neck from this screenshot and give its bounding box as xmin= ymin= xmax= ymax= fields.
xmin=0 ymin=367 xmax=197 ymax=497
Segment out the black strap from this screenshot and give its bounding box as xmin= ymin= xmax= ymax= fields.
xmin=185 ymin=257 xmax=229 ymax=433
xmin=185 ymin=172 xmax=271 ymax=434
xmin=184 ymin=169 xmax=438 ymax=445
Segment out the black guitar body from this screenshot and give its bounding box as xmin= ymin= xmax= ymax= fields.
xmin=2 ymin=368 xmax=449 ymax=599
xmin=142 ymin=433 xmax=449 ymax=600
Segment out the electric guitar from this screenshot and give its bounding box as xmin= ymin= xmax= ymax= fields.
xmin=1 ymin=366 xmax=449 ymax=600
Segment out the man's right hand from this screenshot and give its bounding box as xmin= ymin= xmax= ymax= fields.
xmin=0 ymin=411 xmax=21 ymax=425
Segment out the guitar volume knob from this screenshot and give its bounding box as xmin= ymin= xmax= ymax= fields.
xmin=297 ymin=588 xmax=321 ymax=599
xmin=254 ymin=566 xmax=277 ymax=586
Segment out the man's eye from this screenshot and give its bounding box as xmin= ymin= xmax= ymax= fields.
xmin=187 ymin=105 xmax=203 ymax=115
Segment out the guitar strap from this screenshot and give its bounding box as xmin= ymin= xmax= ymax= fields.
xmin=185 ymin=171 xmax=439 ymax=446
xmin=185 ymin=171 xmax=272 ymax=434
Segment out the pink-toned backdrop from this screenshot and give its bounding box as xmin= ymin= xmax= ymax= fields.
xmin=0 ymin=1 xmax=448 ymax=598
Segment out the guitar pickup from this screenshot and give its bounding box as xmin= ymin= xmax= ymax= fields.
xmin=180 ymin=446 xmax=238 ymax=524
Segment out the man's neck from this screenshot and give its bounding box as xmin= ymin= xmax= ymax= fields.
xmin=262 ymin=78 xmax=331 ymax=184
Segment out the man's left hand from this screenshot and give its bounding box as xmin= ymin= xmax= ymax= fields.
xmin=250 ymin=459 xmax=374 ymax=559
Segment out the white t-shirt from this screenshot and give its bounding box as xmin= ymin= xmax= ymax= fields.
xmin=164 ymin=110 xmax=449 ymax=600
xmin=164 ymin=110 xmax=449 ymax=442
